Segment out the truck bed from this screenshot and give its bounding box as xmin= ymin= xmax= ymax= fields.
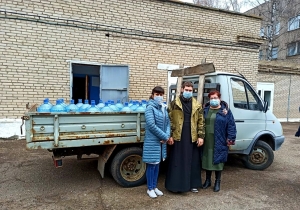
xmin=24 ymin=110 xmax=145 ymax=150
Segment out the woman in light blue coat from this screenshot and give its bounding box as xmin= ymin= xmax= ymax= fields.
xmin=142 ymin=86 xmax=170 ymax=198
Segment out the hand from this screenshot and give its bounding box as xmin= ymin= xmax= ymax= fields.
xmin=227 ymin=139 xmax=235 ymax=146
xmin=167 ymin=137 xmax=174 ymax=145
xmin=197 ymin=138 xmax=204 ymax=147
xmin=160 ymin=140 xmax=167 ymax=144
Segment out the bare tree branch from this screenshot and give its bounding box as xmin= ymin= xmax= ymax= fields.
xmin=246 ymin=0 xmax=300 ymax=60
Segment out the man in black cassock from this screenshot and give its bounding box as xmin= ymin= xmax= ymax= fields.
xmin=165 ymin=81 xmax=205 ymax=193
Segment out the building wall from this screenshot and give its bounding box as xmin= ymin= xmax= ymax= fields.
xmin=0 ymin=0 xmax=261 ymax=118
xmin=257 ymin=72 xmax=300 ymax=120
xmin=246 ymin=0 xmax=300 ymax=63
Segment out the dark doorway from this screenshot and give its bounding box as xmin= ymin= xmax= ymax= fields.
xmin=71 ymin=64 xmax=100 ymax=104
xmin=72 ymin=77 xmax=86 ymax=103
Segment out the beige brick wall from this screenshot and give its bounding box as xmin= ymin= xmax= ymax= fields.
xmin=0 ymin=0 xmax=261 ymax=118
xmin=257 ymin=72 xmax=300 ymax=119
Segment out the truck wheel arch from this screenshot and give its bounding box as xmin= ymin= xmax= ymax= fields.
xmin=247 ymin=131 xmax=276 ymax=154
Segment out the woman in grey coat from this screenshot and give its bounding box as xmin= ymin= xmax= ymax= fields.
xmin=142 ymin=86 xmax=170 ymax=198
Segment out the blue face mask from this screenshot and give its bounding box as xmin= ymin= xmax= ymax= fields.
xmin=210 ymin=99 xmax=220 ymax=107
xmin=154 ymin=96 xmax=163 ymax=104
xmin=183 ymin=91 xmax=193 ymax=99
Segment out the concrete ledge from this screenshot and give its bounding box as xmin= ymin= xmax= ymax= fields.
xmin=278 ymin=118 xmax=300 ymax=122
xmin=0 ymin=119 xmax=25 ymax=139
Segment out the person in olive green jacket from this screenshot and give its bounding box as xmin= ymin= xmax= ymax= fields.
xmin=165 ymin=81 xmax=205 ymax=193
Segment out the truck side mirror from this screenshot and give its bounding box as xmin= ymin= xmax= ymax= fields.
xmin=263 ymin=101 xmax=268 ymax=113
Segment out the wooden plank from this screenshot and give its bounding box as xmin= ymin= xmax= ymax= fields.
xmin=184 ymin=63 xmax=215 ymax=76
xmin=197 ymin=75 xmax=205 ymax=105
xmin=197 ymin=59 xmax=208 ymax=105
xmin=171 ymin=63 xmax=215 ymax=77
xmin=176 ymin=64 xmax=184 ymax=97
xmin=176 ymin=75 xmax=183 ymax=97
xmin=171 ymin=68 xmax=184 ymax=77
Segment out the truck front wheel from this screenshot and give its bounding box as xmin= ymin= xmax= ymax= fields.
xmin=110 ymin=147 xmax=146 ymax=187
xmin=243 ymin=140 xmax=274 ymax=170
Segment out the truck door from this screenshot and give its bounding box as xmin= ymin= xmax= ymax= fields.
xmin=100 ymin=65 xmax=129 ymax=103
xmin=228 ymin=77 xmax=265 ymax=151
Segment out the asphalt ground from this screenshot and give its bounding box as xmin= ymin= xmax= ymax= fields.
xmin=0 ymin=122 xmax=300 ymax=210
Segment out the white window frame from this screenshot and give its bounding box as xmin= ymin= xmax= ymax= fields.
xmin=271 ymin=47 xmax=278 ymax=59
xmin=288 ymin=15 xmax=300 ymax=31
xmin=260 ymin=27 xmax=265 ymax=37
xmin=275 ymin=22 xmax=280 ymax=35
xmin=266 ymin=25 xmax=271 ymax=37
xmin=287 ymin=42 xmax=300 ymax=56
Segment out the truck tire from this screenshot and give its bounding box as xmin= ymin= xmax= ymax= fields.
xmin=110 ymin=147 xmax=146 ymax=187
xmin=243 ymin=140 xmax=274 ymax=170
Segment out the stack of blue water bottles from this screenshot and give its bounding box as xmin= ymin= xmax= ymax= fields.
xmin=37 ymin=98 xmax=161 ymax=113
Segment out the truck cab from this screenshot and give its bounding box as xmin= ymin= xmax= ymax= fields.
xmin=169 ymin=71 xmax=285 ymax=170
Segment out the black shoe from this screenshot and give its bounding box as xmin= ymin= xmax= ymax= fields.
xmin=213 ymin=180 xmax=221 ymax=192
xmin=202 ymin=179 xmax=211 ymax=189
xmin=213 ymin=171 xmax=222 ymax=192
xmin=202 ymin=170 xmax=212 ymax=189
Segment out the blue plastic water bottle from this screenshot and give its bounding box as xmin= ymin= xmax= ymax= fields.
xmin=76 ymin=99 xmax=83 ymax=107
xmin=128 ymin=100 xmax=133 ymax=107
xmin=59 ymin=98 xmax=67 ymax=107
xmin=97 ymin=99 xmax=105 ymax=109
xmin=66 ymin=99 xmax=79 ymax=112
xmin=86 ymin=100 xmax=100 ymax=113
xmin=135 ymin=102 xmax=146 ymax=112
xmin=130 ymin=101 xmax=138 ymax=111
xmin=141 ymin=100 xmax=147 ymax=108
xmin=115 ymin=100 xmax=124 ymax=111
xmin=45 ymin=98 xmax=53 ymax=107
xmin=101 ymin=102 xmax=114 ymax=112
xmin=37 ymin=99 xmax=52 ymax=113
xmin=50 ymin=99 xmax=66 ymax=112
xmin=78 ymin=100 xmax=91 ymax=112
xmin=109 ymin=101 xmax=118 ymax=112
xmin=120 ymin=102 xmax=131 ymax=112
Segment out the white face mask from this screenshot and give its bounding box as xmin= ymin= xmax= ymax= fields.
xmin=154 ymin=96 xmax=163 ymax=104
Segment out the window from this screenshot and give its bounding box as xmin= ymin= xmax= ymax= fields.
xmin=275 ymin=22 xmax=280 ymax=35
xmin=287 ymin=42 xmax=300 ymax=56
xmin=260 ymin=27 xmax=264 ymax=37
xmin=288 ymin=15 xmax=300 ymax=31
xmin=231 ymin=79 xmax=262 ymax=111
xmin=288 ymin=42 xmax=297 ymax=56
xmin=266 ymin=25 xmax=271 ymax=37
xmin=259 ymin=50 xmax=263 ymax=60
xmin=266 ymin=47 xmax=278 ymax=59
xmin=265 ymin=23 xmax=280 ymax=37
xmin=271 ymin=47 xmax=278 ymax=59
